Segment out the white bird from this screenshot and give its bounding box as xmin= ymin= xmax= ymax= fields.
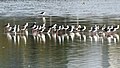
xmin=31 ymin=22 xmax=37 ymax=29
xmin=69 ymin=25 xmax=75 ymax=32
xmin=7 ymin=27 xmax=12 ymax=32
xmin=40 ymin=12 xmax=46 ymax=16
xmin=12 ymin=25 xmax=17 ymax=33
xmin=21 ymin=23 xmax=29 ymax=31
xmin=69 ymin=32 xmax=75 ymax=42
xmin=114 ymin=25 xmax=119 ymax=30
xmin=5 ymin=23 xmax=10 ymax=28
xmin=41 ymin=23 xmax=46 ymax=28
xmin=17 ymin=25 xmax=20 ymax=32
xmin=75 ymin=32 xmax=81 ymax=40
xmin=114 ymin=34 xmax=119 ymax=42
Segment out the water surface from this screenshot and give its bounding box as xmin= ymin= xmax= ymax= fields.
xmin=0 ymin=0 xmax=120 ymax=68
xmin=0 ymin=16 xmax=120 ymax=68
xmin=1 ymin=0 xmax=120 ymax=17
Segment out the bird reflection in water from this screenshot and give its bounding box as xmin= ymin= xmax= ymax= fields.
xmin=6 ymin=33 xmax=27 ymax=45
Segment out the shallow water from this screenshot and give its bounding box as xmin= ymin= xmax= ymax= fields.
xmin=0 ymin=16 xmax=120 ymax=68
xmin=0 ymin=0 xmax=120 ymax=68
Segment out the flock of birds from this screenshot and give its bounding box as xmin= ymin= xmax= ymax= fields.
xmin=3 ymin=12 xmax=120 ymax=44
xmin=4 ymin=21 xmax=120 ymax=45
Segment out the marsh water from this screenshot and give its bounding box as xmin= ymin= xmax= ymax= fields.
xmin=0 ymin=0 xmax=120 ymax=68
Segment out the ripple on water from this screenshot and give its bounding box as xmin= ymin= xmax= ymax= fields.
xmin=1 ymin=0 xmax=120 ymax=17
